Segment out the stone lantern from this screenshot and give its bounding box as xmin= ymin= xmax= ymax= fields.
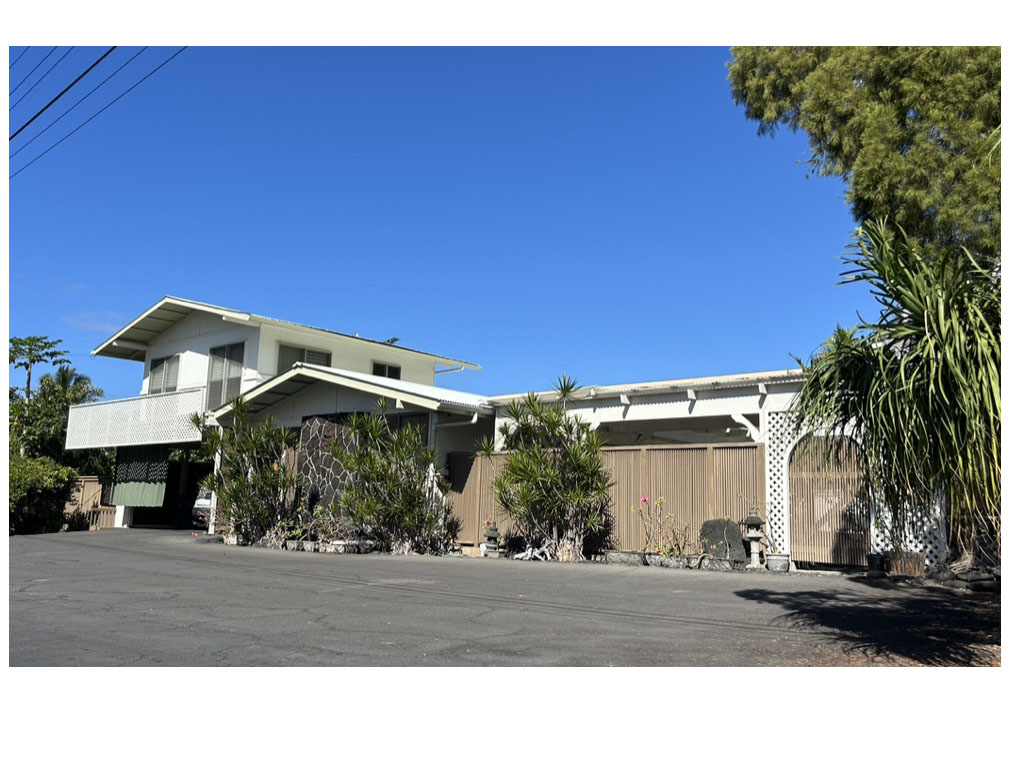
xmin=743 ymin=507 xmax=766 ymax=570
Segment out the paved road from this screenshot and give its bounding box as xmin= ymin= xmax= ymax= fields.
xmin=9 ymin=530 xmax=1000 ymax=666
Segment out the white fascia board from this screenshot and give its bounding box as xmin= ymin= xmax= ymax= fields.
xmin=250 ymin=315 xmax=482 ymax=371
xmin=489 ymin=369 xmax=804 ymax=405
xmin=91 ymin=297 xmax=252 ymax=356
xmin=209 ymin=367 xmax=444 ymax=421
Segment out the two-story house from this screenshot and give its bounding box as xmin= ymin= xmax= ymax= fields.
xmin=65 ymin=296 xmax=494 ymax=528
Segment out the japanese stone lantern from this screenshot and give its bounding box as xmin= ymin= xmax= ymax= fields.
xmin=743 ymin=508 xmax=766 ymax=569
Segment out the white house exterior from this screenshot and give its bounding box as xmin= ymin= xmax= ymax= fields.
xmin=66 ymin=295 xmax=946 ymax=568
xmin=66 ymin=296 xmax=493 ymax=528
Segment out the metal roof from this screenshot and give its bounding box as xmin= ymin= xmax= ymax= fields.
xmin=209 ymin=362 xmax=494 ymax=420
xmin=91 ymin=296 xmax=481 ymax=369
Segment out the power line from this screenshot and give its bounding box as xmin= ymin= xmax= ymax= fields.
xmin=11 ymin=47 xmax=149 ymax=160
xmin=10 ymin=46 xmax=75 ymax=112
xmin=10 ymin=47 xmax=30 ymax=70
xmin=9 ymin=46 xmax=57 ymax=96
xmin=10 ymin=47 xmax=188 ymax=180
xmin=9 ymin=46 xmax=116 ymax=142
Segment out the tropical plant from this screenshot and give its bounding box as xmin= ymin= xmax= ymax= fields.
xmin=191 ymin=399 xmax=300 ymax=543
xmin=9 ymin=365 xmax=111 ymax=474
xmin=728 ymin=46 xmax=1001 ymax=267
xmin=791 ymin=221 xmax=1000 ymax=558
xmin=9 ymin=336 xmax=70 ymax=402
xmin=330 ymin=399 xmax=455 ymax=554
xmin=487 ymin=375 xmax=611 ymax=562
xmin=9 ymin=453 xmax=80 ymax=535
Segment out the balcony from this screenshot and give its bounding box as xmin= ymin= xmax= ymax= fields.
xmin=65 ymin=388 xmax=206 ymax=450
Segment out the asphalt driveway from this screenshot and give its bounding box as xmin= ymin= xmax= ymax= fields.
xmin=9 ymin=529 xmax=1000 ymax=666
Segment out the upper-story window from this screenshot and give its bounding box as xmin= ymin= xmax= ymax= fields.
xmin=207 ymin=343 xmax=245 ymax=410
xmin=149 ymin=355 xmax=179 ymax=395
xmin=372 ymin=362 xmax=401 ymax=379
xmin=277 ymin=344 xmax=331 ymax=374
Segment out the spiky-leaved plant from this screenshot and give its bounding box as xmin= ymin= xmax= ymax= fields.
xmin=792 ymin=221 xmax=1000 ymax=558
xmin=330 ymin=398 xmax=454 ymax=554
xmin=191 ymin=398 xmax=299 ymax=543
xmin=488 ymin=375 xmax=611 ymax=562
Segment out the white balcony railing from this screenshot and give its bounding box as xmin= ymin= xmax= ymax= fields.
xmin=65 ymin=388 xmax=206 ymax=450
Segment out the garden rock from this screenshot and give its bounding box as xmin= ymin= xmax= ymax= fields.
xmin=700 ymin=557 xmax=733 ymax=571
xmin=606 ymin=551 xmax=646 ymax=566
xmin=698 ymin=519 xmax=746 ymax=563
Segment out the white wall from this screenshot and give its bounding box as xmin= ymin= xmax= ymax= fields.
xmin=142 ymin=312 xmax=261 ymax=395
xmin=140 ymin=310 xmax=443 ymax=398
xmin=255 ymin=323 xmax=438 ymax=385
xmin=255 ymin=380 xmax=389 ymax=428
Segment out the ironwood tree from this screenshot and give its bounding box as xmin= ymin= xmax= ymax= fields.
xmin=728 ymin=46 xmax=1001 ymax=266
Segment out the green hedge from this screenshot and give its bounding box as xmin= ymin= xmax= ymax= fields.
xmin=9 ymin=454 xmax=80 ymax=535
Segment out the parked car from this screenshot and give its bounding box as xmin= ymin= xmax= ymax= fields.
xmin=191 ymin=489 xmax=213 ymax=528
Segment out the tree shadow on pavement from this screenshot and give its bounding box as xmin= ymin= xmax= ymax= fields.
xmin=735 ymin=583 xmax=1000 ymax=666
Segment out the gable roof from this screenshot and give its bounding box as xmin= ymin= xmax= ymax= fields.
xmin=208 ymin=362 xmax=493 ymax=420
xmin=91 ymin=296 xmax=481 ymax=369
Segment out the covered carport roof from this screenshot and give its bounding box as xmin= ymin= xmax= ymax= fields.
xmin=208 ymin=362 xmax=494 ymax=421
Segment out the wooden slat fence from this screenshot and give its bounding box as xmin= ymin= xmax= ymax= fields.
xmin=64 ymin=475 xmax=117 ymax=530
xmin=448 ymin=443 xmax=765 ymax=552
xmin=788 ymin=436 xmax=870 ymax=566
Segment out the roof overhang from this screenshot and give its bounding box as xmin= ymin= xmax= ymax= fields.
xmin=92 ymin=297 xmax=253 ymax=361
xmin=209 ymin=364 xmax=493 ymax=422
xmin=91 ymin=295 xmax=481 ymax=370
xmin=488 ymin=368 xmax=805 ymax=405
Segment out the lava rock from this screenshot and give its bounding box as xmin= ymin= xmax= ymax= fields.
xmin=699 ymin=519 xmax=746 ymax=563
xmin=606 ymin=551 xmax=646 ymax=566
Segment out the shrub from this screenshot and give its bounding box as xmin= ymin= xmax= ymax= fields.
xmin=488 ymin=376 xmax=611 ymax=562
xmin=192 ymin=400 xmax=300 ymax=543
xmin=331 ymin=401 xmax=454 ymax=554
xmin=9 ymin=453 xmax=79 ymax=535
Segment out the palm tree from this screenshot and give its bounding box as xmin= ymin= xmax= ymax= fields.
xmin=792 ymin=221 xmax=1000 ymax=559
xmin=41 ymin=365 xmax=103 ymax=405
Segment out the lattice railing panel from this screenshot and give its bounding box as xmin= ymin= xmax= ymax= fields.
xmin=66 ymin=388 xmax=205 ymax=449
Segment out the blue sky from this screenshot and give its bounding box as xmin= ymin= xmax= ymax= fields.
xmin=9 ymin=46 xmax=871 ymax=399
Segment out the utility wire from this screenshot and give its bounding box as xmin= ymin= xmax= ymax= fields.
xmin=10 ymin=46 xmax=75 ymax=111
xmin=9 ymin=46 xmax=116 ymax=141
xmin=10 ymin=47 xmax=30 ymax=70
xmin=10 ymin=47 xmax=188 ymax=180
xmin=9 ymin=46 xmax=57 ymax=96
xmin=11 ymin=47 xmax=149 ymax=159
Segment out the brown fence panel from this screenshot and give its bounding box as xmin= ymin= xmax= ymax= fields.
xmin=603 ymin=448 xmax=646 ymax=551
xmin=789 ymin=436 xmax=870 ymax=566
xmin=65 ymin=476 xmax=117 ymax=530
xmin=451 ymin=444 xmax=766 ymax=552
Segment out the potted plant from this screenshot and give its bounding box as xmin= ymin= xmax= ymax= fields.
xmin=762 ymin=527 xmax=789 ymax=572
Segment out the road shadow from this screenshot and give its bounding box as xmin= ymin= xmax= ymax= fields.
xmin=735 ymin=583 xmax=1000 ymax=666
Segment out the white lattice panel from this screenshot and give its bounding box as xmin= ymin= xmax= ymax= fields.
xmin=765 ymin=411 xmax=798 ymax=554
xmin=66 ymin=388 xmax=205 ymax=449
xmin=871 ymin=497 xmax=948 ymax=569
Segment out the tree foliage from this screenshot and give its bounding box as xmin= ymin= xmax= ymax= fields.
xmin=192 ymin=399 xmax=300 ymax=543
xmin=489 ymin=376 xmax=611 ymax=562
xmin=791 ymin=222 xmax=1000 ymax=556
xmin=9 ymin=365 xmax=112 ymax=475
xmin=728 ymin=46 xmax=1001 ymax=265
xmin=331 ymin=400 xmax=455 ymax=554
xmin=9 ymin=336 xmax=70 ymax=401
xmin=9 ymin=453 xmax=80 ymax=535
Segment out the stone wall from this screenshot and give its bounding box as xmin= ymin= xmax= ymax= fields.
xmin=297 ymin=415 xmax=356 ymax=508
